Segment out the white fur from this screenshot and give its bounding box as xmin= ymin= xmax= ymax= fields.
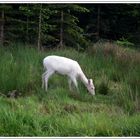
xmin=42 ymin=55 xmax=95 ymax=95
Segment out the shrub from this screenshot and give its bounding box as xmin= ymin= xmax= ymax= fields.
xmin=116 ymin=38 xmax=134 ymax=47
xmin=98 ymin=73 xmax=109 ymax=95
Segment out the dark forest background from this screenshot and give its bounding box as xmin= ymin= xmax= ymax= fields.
xmin=0 ymin=4 xmax=140 ymax=50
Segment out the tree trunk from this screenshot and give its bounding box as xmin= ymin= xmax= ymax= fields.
xmin=96 ymin=5 xmax=100 ymax=40
xmin=26 ymin=4 xmax=29 ymax=44
xmin=37 ymin=4 xmax=42 ymax=50
xmin=0 ymin=9 xmax=4 ymax=46
xmin=59 ymin=10 xmax=64 ymax=48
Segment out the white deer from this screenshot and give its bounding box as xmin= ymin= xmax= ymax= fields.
xmin=42 ymin=55 xmax=95 ymax=95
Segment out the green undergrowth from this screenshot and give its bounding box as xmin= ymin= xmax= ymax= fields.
xmin=0 ymin=42 xmax=139 ymax=136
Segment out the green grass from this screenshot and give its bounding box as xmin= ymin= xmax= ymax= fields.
xmin=0 ymin=42 xmax=139 ymax=136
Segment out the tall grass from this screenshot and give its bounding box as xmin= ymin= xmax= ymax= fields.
xmin=0 ymin=45 xmax=43 ymax=94
xmin=87 ymin=41 xmax=140 ymax=114
xmin=0 ymin=42 xmax=139 ymax=136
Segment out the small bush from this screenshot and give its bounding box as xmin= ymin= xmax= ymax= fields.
xmin=116 ymin=38 xmax=134 ymax=47
xmin=98 ymin=81 xmax=109 ymax=95
xmin=98 ymin=74 xmax=109 ymax=95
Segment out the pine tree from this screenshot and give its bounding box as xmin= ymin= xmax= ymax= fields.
xmin=20 ymin=4 xmax=55 ymax=49
xmin=47 ymin=4 xmax=90 ymax=50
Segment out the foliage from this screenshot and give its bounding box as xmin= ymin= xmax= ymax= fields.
xmin=1 ymin=4 xmax=140 ymax=49
xmin=19 ymin=4 xmax=55 ymax=45
xmin=47 ymin=4 xmax=89 ymax=49
xmin=116 ymin=37 xmax=135 ymax=47
xmin=0 ymin=4 xmax=90 ymax=49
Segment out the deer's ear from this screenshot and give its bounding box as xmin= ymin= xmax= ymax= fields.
xmin=90 ymin=79 xmax=93 ymax=83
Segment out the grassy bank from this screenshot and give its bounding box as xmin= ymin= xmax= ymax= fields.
xmin=0 ymin=42 xmax=139 ymax=136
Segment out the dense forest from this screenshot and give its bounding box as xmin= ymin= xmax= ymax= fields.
xmin=0 ymin=4 xmax=140 ymax=49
